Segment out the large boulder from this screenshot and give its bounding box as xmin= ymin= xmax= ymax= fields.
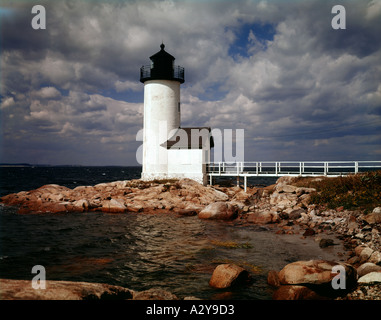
xmin=198 ymin=202 xmax=238 ymax=220
xmin=363 ymin=207 xmax=381 ymax=224
xmin=357 ymin=272 xmax=381 ymax=284
xmin=133 ymin=288 xmax=179 ymax=300
xmin=295 ymin=187 xmax=316 ymax=196
xmin=356 ymin=263 xmax=381 ymax=277
xmin=369 ymin=251 xmax=381 ymax=265
xmin=278 ymin=260 xmax=357 ymax=288
xmin=288 ymin=208 xmax=306 ymax=220
xmin=247 ymin=210 xmax=278 ymax=224
xmin=276 ymin=185 xmax=297 ymax=194
xmin=270 ymin=192 xmax=298 ymax=208
xmin=209 ymin=264 xmax=250 ymax=289
xmin=71 ymin=199 xmax=91 ymax=212
xmin=0 ymin=279 xmax=133 ymax=300
xmin=275 ymin=176 xmax=298 ymax=187
xmin=232 ymin=191 xmax=252 ymax=203
xmin=267 ymin=270 xmax=281 ymax=287
xmin=274 ymin=260 xmax=358 ymax=299
xmin=101 ymin=198 xmax=127 ymax=213
xmin=177 ymin=179 xmax=229 ymax=204
xmin=355 ymin=245 xmax=375 ymax=264
xmin=272 ymin=285 xmax=327 ymax=300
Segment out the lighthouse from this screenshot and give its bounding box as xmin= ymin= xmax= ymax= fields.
xmin=140 ymin=44 xmax=213 ymax=185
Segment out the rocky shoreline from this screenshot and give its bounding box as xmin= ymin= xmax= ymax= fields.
xmin=1 ymin=176 xmax=380 ymax=300
xmin=0 ymin=278 xmax=191 ymax=300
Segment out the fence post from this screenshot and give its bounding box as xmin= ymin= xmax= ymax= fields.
xmin=218 ymin=162 xmax=221 ymax=175
xmin=355 ymin=162 xmax=358 ymax=174
xmin=275 ymin=162 xmax=278 ymax=175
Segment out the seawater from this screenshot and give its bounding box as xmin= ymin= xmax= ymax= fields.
xmin=0 ymin=167 xmax=347 ymax=299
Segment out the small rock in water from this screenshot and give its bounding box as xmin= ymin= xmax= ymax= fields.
xmin=319 ymin=239 xmax=335 ymax=248
xmin=209 ymin=264 xmax=250 ymax=289
xmin=303 ymin=228 xmax=315 ymax=236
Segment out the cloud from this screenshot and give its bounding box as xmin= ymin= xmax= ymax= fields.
xmin=32 ymin=87 xmax=61 ymax=99
xmin=114 ymin=80 xmax=141 ymax=92
xmin=0 ymin=97 xmax=15 ymax=109
xmin=0 ymin=0 xmax=380 ymax=165
xmin=366 ymin=0 xmax=381 ymax=20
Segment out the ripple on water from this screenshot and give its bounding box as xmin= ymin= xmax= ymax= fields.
xmin=0 ymin=210 xmax=348 ymax=299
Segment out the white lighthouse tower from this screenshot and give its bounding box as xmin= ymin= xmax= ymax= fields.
xmin=140 ymin=44 xmax=213 ymax=184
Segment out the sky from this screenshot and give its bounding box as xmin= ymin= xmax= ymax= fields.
xmin=0 ymin=0 xmax=380 ymax=166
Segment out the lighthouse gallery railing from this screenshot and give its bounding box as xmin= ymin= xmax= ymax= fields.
xmin=140 ymin=65 xmax=184 ymax=82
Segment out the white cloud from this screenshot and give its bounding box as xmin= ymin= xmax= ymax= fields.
xmin=114 ymin=80 xmax=141 ymax=92
xmin=33 ymin=87 xmax=61 ymax=99
xmin=1 ymin=0 xmax=380 ymax=165
xmin=313 ymin=139 xmax=330 ymax=147
xmin=366 ymin=0 xmax=381 ymax=20
xmin=0 ymin=97 xmax=15 ymax=109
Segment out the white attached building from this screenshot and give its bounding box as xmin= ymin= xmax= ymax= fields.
xmin=140 ymin=44 xmax=213 ymax=185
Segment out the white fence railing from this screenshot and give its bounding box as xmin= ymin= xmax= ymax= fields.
xmin=207 ymin=161 xmax=381 ymax=190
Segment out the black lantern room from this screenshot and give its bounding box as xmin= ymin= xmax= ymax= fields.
xmin=140 ymin=44 xmax=184 ymax=83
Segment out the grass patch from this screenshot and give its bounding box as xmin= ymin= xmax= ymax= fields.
xmin=293 ymin=171 xmax=381 ymax=211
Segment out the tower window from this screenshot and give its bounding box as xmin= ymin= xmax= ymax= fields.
xmin=178 ymin=102 xmax=180 ymax=112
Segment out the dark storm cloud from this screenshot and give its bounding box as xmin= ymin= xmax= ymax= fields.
xmin=321 ymin=2 xmax=381 ymax=58
xmin=1 ymin=5 xmax=49 ymax=58
xmin=0 ymin=0 xmax=380 ymax=165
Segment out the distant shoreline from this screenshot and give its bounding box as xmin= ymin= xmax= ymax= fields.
xmin=0 ymin=164 xmax=142 ymax=168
